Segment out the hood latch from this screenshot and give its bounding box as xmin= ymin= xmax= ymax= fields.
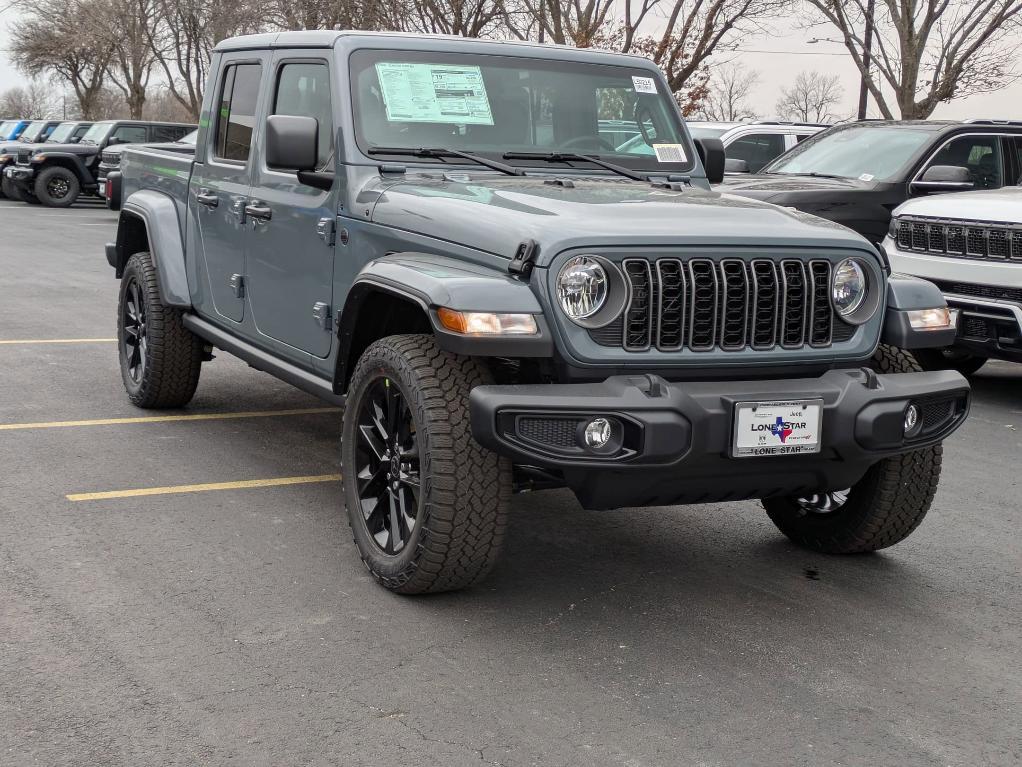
xmin=508 ymin=239 xmax=539 ymax=278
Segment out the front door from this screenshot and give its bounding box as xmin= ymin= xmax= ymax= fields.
xmin=246 ymin=55 xmax=337 ymax=358
xmin=189 ymin=54 xmax=268 ymax=323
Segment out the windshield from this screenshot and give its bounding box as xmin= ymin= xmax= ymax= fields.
xmin=688 ymin=126 xmax=729 ymax=140
xmin=20 ymin=121 xmax=48 ymax=142
xmin=81 ymin=122 xmax=114 ymax=145
xmin=46 ymin=123 xmax=77 ymax=143
xmin=763 ymin=125 xmax=934 ymax=181
xmin=350 ymin=50 xmax=694 ymax=173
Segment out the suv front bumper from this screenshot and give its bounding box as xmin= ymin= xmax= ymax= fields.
xmin=4 ymin=165 xmax=34 ymax=184
xmin=470 ymin=369 xmax=969 ymax=509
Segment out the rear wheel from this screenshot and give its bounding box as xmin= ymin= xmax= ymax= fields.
xmin=34 ymin=166 xmax=80 ymax=207
xmin=763 ymin=344 xmax=942 ymax=553
xmin=341 ymin=334 xmax=511 ymax=594
xmin=117 ymin=252 xmax=203 ymax=408
xmin=913 ymin=347 xmax=987 ymax=377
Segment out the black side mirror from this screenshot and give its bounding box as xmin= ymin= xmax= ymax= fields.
xmin=107 ymin=137 xmax=121 ymax=146
xmin=694 ymin=137 xmax=725 ymax=184
xmin=266 ymin=114 xmax=318 ymax=171
xmin=724 ymin=158 xmax=750 ymax=174
xmin=912 ymin=164 xmax=974 ymax=193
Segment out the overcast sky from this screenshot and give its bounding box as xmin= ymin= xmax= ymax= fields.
xmin=1 ymin=8 xmax=1020 ymax=121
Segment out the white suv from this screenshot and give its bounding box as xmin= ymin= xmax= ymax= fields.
xmin=884 ymin=186 xmax=1022 ymax=374
xmin=617 ymin=120 xmax=826 ymax=174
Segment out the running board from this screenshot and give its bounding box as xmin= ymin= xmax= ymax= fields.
xmin=182 ymin=314 xmax=345 ymax=407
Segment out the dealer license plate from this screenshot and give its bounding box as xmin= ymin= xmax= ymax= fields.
xmin=731 ymin=400 xmax=823 ymax=457
xmin=98 ymin=181 xmax=106 ymax=197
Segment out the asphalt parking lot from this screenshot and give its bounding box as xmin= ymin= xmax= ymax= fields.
xmin=0 ymin=197 xmax=1019 ymax=767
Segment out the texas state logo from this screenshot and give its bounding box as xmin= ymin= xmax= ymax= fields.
xmin=769 ymin=416 xmax=794 ymax=443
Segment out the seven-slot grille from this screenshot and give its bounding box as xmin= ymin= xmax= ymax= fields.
xmin=603 ymin=257 xmax=837 ymax=352
xmin=896 ymin=217 xmax=1022 ymax=260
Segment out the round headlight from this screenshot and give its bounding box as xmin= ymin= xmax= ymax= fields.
xmin=557 ymin=256 xmax=608 ymax=321
xmin=832 ymin=258 xmax=867 ymax=317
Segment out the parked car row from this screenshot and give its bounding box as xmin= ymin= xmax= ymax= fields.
xmin=720 ymin=118 xmax=1022 ymax=376
xmin=1 ymin=119 xmax=194 ymax=207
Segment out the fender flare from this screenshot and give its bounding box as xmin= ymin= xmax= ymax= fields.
xmin=116 ymin=190 xmax=191 ymax=308
xmin=34 ymin=152 xmax=93 ymax=185
xmin=334 ymin=252 xmax=552 ymax=389
xmin=881 ymin=273 xmax=956 ymax=350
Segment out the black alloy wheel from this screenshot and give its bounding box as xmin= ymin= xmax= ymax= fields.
xmin=122 ymin=276 xmax=148 ymax=384
xmin=794 ymin=490 xmax=849 ymax=515
xmin=354 ymin=376 xmax=421 ymax=555
xmin=46 ymin=175 xmax=70 ymax=199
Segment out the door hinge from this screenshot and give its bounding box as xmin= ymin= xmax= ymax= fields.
xmin=229 ymin=273 xmax=245 ymax=298
xmin=316 ymin=217 xmax=336 ymax=246
xmin=312 ymin=301 xmax=333 ymax=331
xmin=508 ymin=238 xmax=539 ymax=278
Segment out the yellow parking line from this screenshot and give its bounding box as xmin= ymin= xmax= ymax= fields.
xmin=0 ymin=407 xmax=342 ymax=431
xmin=67 ymin=474 xmax=342 ymax=502
xmin=0 ymin=338 xmax=116 ymax=345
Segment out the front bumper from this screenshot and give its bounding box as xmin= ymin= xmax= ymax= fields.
xmin=4 ymin=165 xmax=34 ymax=185
xmin=470 ymin=369 xmax=969 ymax=509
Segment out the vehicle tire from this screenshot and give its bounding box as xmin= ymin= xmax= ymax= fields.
xmin=2 ymin=176 xmax=28 ymax=202
xmin=341 ymin=334 xmax=511 ymax=594
xmin=33 ymin=166 xmax=80 ymax=207
xmin=762 ymin=344 xmax=942 ymax=553
xmin=117 ymin=251 xmax=203 ymax=408
xmin=912 ymin=347 xmax=987 ymax=377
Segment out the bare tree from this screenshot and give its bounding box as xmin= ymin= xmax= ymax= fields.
xmin=519 ymin=0 xmax=616 ymax=46
xmin=91 ymin=0 xmax=160 ymax=119
xmin=699 ymin=62 xmax=760 ymax=120
xmin=774 ymin=70 xmax=843 ymax=122
xmin=805 ymin=0 xmax=1022 ymax=119
xmin=0 ymin=81 xmax=60 ymax=118
xmin=403 ymin=0 xmax=507 ymax=36
xmin=10 ymin=0 xmax=113 ymax=120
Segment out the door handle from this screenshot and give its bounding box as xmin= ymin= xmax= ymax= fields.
xmin=245 ymin=202 xmax=272 ymax=221
xmin=195 ymin=189 xmax=218 ymax=208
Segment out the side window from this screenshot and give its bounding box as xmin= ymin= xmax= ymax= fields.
xmin=726 ymin=133 xmax=787 ymax=173
xmin=272 ymin=62 xmax=333 ymax=169
xmin=795 ymin=132 xmax=813 ymax=143
xmin=72 ymin=126 xmax=90 ymax=141
xmin=1011 ymin=137 xmax=1022 ymax=185
xmin=925 ymin=135 xmax=1003 ymax=190
xmin=151 ymin=125 xmax=187 ymax=142
xmin=110 ymin=125 xmax=148 ymax=145
xmin=214 ymin=63 xmax=262 ymax=162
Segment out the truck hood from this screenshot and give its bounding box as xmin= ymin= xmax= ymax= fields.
xmin=894 ymin=186 xmax=1022 ymax=224
xmin=0 ymin=140 xmax=48 ymax=155
xmin=718 ymin=173 xmax=880 ymax=203
xmin=33 ymin=142 xmax=99 ymax=156
xmin=368 ymin=174 xmax=873 ymax=262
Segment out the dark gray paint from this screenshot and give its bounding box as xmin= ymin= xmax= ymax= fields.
xmin=121 ymin=194 xmax=191 ymax=307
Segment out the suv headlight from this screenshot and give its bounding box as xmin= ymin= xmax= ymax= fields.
xmin=557 ymin=256 xmax=608 ymax=320
xmin=832 ymin=258 xmax=868 ymax=317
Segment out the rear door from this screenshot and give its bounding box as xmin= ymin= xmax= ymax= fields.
xmin=188 ymin=53 xmax=268 ymax=323
xmin=246 ymin=53 xmax=338 ymax=358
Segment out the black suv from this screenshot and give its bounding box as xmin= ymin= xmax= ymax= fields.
xmin=4 ymin=119 xmax=194 ymax=207
xmin=0 ymin=120 xmax=67 ymax=198
xmin=721 ymin=120 xmax=1022 ymax=245
xmin=0 ymin=121 xmax=92 ymax=199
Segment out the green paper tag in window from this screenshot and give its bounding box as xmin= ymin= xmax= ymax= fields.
xmin=375 ymin=62 xmax=494 ymax=125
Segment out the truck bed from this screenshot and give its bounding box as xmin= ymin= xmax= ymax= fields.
xmin=119 ymin=146 xmax=194 ymax=239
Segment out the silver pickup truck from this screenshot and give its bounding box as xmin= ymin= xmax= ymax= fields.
xmin=106 ymin=31 xmax=969 ymax=594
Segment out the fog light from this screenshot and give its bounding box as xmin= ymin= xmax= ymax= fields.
xmin=583 ymin=417 xmax=612 ymax=449
xmin=904 ymin=404 xmax=921 ymax=437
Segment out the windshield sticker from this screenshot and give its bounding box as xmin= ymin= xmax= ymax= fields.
xmin=653 ymin=143 xmax=687 ymax=163
xmin=858 ymin=173 xmax=875 ymax=181
xmin=375 ymin=62 xmax=494 ymax=125
xmin=632 ymin=75 xmax=658 ymax=94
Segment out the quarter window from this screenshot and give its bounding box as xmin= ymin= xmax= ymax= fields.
xmin=214 ymin=63 xmax=262 ymax=162
xmin=110 ymin=125 xmax=148 ymax=145
xmin=272 ymin=62 xmax=333 ymax=169
xmin=924 ymin=135 xmax=1003 ymax=190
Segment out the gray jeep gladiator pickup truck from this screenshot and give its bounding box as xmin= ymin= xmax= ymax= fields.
xmin=107 ymin=31 xmax=970 ymax=594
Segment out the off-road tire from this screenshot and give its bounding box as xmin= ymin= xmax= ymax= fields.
xmin=117 ymin=252 xmax=203 ymax=408
xmin=2 ymin=176 xmax=29 ymax=202
xmin=341 ymin=334 xmax=511 ymax=594
xmin=34 ymin=166 xmax=80 ymax=208
xmin=763 ymin=344 xmax=942 ymax=553
xmin=912 ymin=347 xmax=987 ymax=377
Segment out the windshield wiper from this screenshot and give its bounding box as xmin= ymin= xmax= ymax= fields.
xmin=367 ymin=146 xmax=524 ymax=176
xmin=771 ymin=171 xmax=848 ymax=180
xmin=502 ymin=151 xmax=648 ymax=181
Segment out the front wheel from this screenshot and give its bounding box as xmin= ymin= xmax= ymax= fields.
xmin=341 ymin=334 xmax=511 ymax=594
xmin=913 ymin=347 xmax=987 ymax=377
xmin=763 ymin=344 xmax=942 ymax=553
xmin=34 ymin=166 xmax=80 ymax=207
